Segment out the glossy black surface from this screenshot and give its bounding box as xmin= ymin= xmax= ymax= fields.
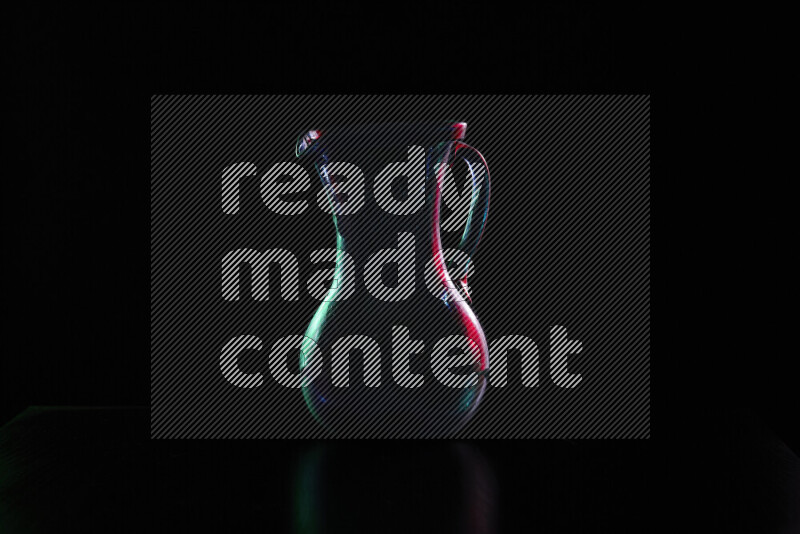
xmin=0 ymin=408 xmax=652 ymax=533
xmin=2 ymin=407 xmax=798 ymax=533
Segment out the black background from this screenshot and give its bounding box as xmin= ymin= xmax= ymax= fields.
xmin=5 ymin=2 xmax=654 ymax=432
xmin=5 ymin=3 xmax=799 ymax=533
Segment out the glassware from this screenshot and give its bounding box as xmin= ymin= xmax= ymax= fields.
xmin=295 ymin=122 xmax=491 ymax=437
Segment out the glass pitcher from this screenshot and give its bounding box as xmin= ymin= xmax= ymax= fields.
xmin=295 ymin=122 xmax=491 ymax=437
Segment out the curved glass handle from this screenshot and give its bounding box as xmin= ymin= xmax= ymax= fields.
xmin=450 ymin=142 xmax=491 ymax=299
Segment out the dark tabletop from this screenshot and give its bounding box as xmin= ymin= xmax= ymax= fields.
xmin=0 ymin=407 xmax=797 ymax=533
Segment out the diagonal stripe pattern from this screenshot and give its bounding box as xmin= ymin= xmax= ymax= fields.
xmin=151 ymin=95 xmax=650 ymax=439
